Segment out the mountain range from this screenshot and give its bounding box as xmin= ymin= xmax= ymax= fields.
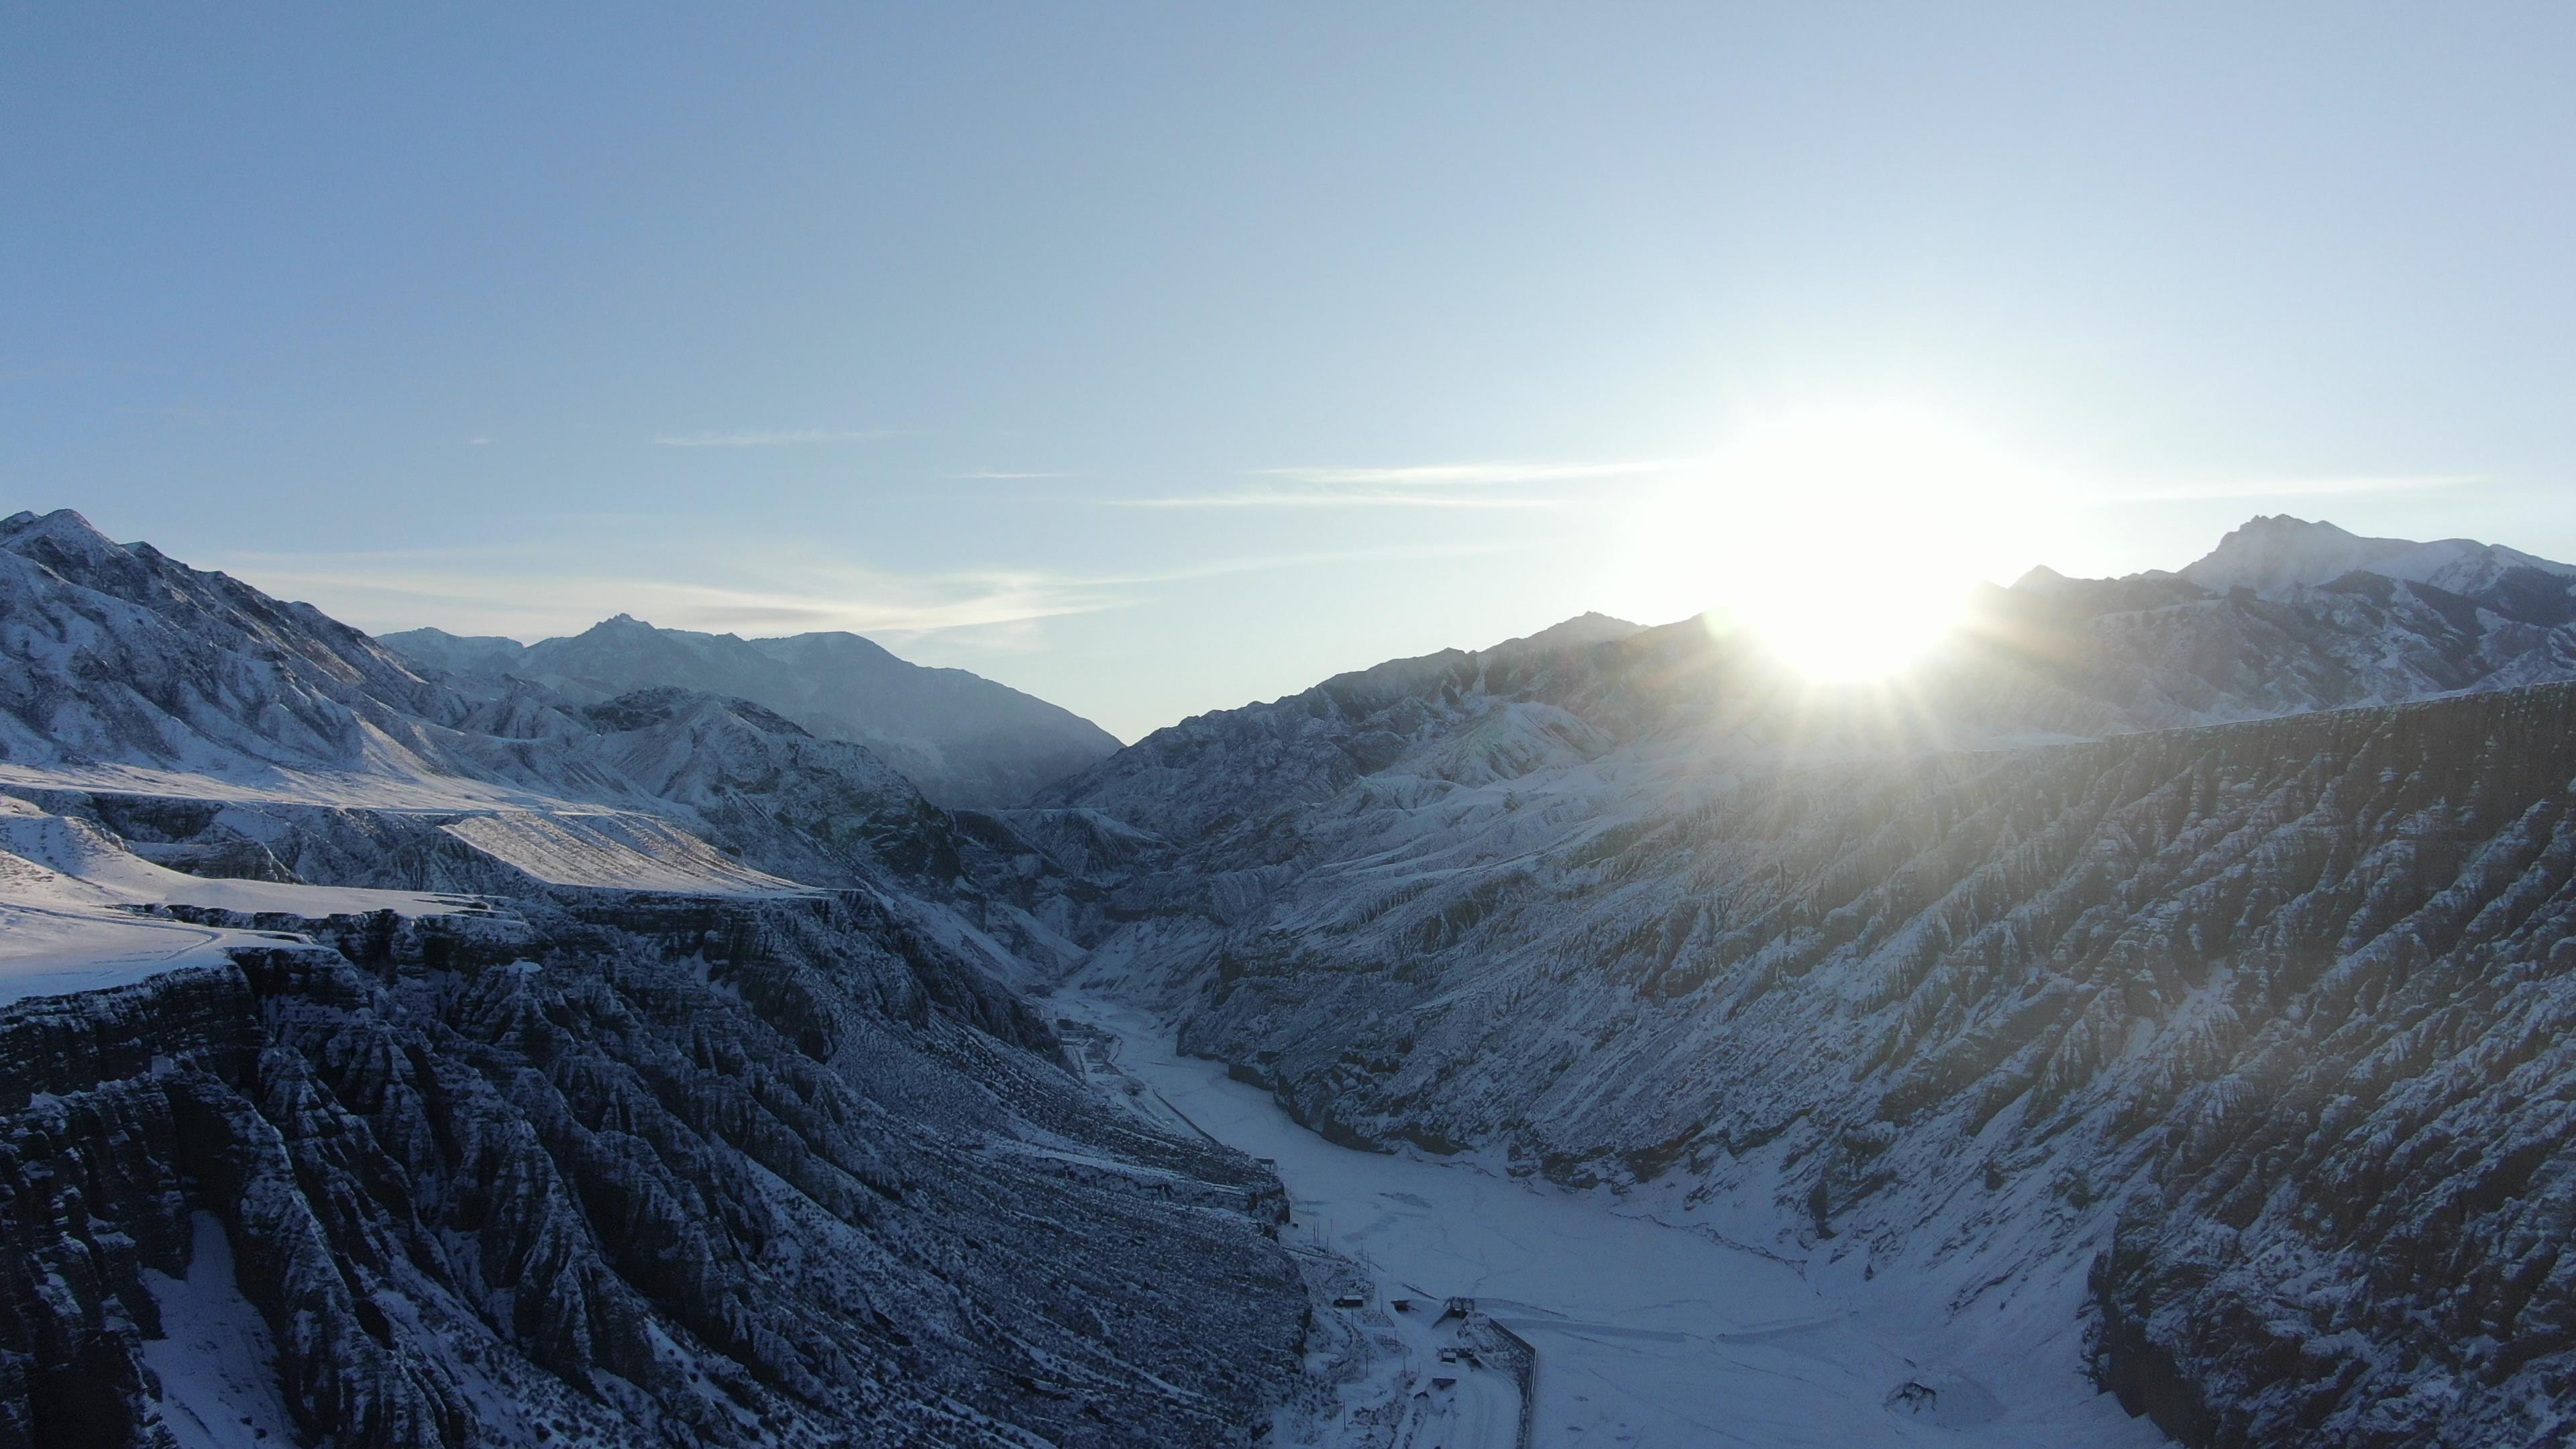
xmin=380 ymin=617 xmax=1121 ymax=810
xmin=3 ymin=505 xmax=2575 ymax=1448
xmin=0 ymin=509 xmax=1299 ymax=1447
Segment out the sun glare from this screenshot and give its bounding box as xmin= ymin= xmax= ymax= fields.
xmin=1639 ymin=405 xmax=2048 ymax=682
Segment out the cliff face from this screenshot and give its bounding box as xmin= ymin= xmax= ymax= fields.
xmin=0 ymin=894 xmax=1303 ymax=1449
xmin=1056 ymin=682 xmax=2576 ymax=1448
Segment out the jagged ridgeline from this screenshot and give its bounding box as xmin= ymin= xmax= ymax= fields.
xmin=0 ymin=507 xmax=1304 ymax=1448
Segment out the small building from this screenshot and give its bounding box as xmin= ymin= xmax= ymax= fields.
xmin=1391 ymin=1297 xmax=1413 ymax=1313
xmin=1332 ymin=1293 xmax=1366 ymax=1309
xmin=1431 ymin=1376 xmax=1458 ymax=1390
xmin=1436 ymin=1346 xmax=1459 ymax=1363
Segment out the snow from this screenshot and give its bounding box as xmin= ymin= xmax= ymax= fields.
xmin=435 ymin=808 xmax=808 ymax=894
xmin=0 ymin=757 xmax=625 ymax=812
xmin=2178 ymin=514 xmax=2576 ymax=596
xmin=1059 ymin=988 xmax=2170 ymax=1449
xmin=0 ymin=904 xmax=251 ymax=1006
xmin=0 ymin=794 xmax=485 ymax=1006
xmin=137 ymin=1213 xmax=301 ymax=1449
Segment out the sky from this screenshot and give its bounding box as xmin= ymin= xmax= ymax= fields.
xmin=5 ymin=4 xmax=2574 ymax=740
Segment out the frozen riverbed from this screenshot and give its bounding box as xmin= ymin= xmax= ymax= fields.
xmin=1053 ymin=989 xmax=2167 ymax=1449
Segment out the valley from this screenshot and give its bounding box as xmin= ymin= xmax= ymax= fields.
xmin=1056 ymin=983 xmax=2166 ymax=1448
xmin=3 ymin=506 xmax=2575 ymax=1446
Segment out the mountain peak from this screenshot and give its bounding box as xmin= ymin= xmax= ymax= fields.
xmin=1497 ymin=612 xmax=1645 ymax=652
xmin=1 ymin=507 xmax=118 ymax=552
xmin=2180 ymin=514 xmax=2575 ymax=594
xmin=2181 ymin=515 xmax=2380 ymax=589
xmin=1 ymin=509 xmax=140 ymax=586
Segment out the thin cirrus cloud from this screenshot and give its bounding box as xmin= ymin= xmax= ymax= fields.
xmin=2085 ymin=473 xmax=2478 ymax=505
xmin=1108 ymin=488 xmax=1569 ymax=511
xmin=649 ymin=427 xmax=890 ymax=448
xmin=1258 ymin=460 xmax=1679 ymax=487
xmin=208 ymin=538 xmax=1516 ymax=651
xmin=219 ymin=555 xmax=1120 ymax=645
xmin=1107 ymin=458 xmax=1680 ymax=509
xmin=949 ymin=470 xmax=1077 ymax=480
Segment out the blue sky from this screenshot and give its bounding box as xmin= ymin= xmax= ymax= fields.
xmin=6 ymin=4 xmax=2573 ymax=739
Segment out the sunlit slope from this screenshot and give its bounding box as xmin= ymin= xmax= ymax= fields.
xmin=1075 ymin=680 xmax=2576 ymax=1445
xmin=0 ymin=508 xmax=1058 ymax=920
xmin=1033 ymin=537 xmax=2576 ymax=1449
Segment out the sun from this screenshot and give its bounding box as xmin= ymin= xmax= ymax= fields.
xmin=1638 ymin=405 xmax=2048 ymax=681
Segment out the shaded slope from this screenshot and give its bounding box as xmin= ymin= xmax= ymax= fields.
xmin=0 ymin=893 xmax=1304 ymax=1448
xmin=1063 ymin=681 xmax=2576 ymax=1447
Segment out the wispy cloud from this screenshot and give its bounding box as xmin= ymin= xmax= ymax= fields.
xmin=1256 ymin=460 xmax=1677 ymax=488
xmin=949 ymin=469 xmax=1078 ymax=480
xmin=1108 ymin=457 xmax=1678 ymax=510
xmin=2087 ymin=473 xmax=2477 ymax=505
xmin=1106 ymin=488 xmax=1568 ymax=510
xmin=206 ymin=537 xmax=1517 ymax=651
xmin=649 ymin=427 xmax=890 ymax=448
xmin=467 ymin=436 xmax=494 ymax=447
xmin=220 ymin=558 xmax=1115 ymax=643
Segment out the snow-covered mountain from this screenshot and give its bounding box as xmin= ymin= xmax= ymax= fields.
xmin=381 ymin=616 xmax=1120 ymax=810
xmin=2176 ymin=512 xmax=2576 ymax=596
xmin=1020 ymin=516 xmax=2576 ymax=1448
xmin=11 ymin=505 xmax=2576 ymax=1448
xmin=0 ymin=511 xmax=1305 ymax=1447
xmin=1935 ymin=532 xmax=2576 ymax=739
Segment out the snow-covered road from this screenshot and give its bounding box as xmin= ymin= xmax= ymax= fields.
xmin=1054 ymin=989 xmax=2167 ymax=1449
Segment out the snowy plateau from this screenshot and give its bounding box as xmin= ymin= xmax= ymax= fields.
xmin=4 ymin=506 xmax=2576 ymax=1448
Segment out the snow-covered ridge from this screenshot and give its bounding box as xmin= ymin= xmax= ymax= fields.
xmin=380 ymin=610 xmax=1122 ymax=809
xmin=2172 ymin=512 xmax=2576 ymax=596
xmin=0 ymin=508 xmax=1310 ymax=1447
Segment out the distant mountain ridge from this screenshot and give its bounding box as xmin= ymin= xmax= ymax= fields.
xmin=1947 ymin=513 xmax=2576 ymax=738
xmin=0 ymin=508 xmax=1039 ymax=914
xmin=382 ymin=616 xmax=1120 ymax=809
xmin=2174 ymin=513 xmax=2576 ymax=596
xmin=1032 ymin=517 xmax=2576 ymax=849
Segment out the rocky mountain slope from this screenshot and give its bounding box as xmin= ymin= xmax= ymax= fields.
xmin=0 ymin=893 xmax=1302 ymax=1449
xmin=0 ymin=511 xmax=1306 ymax=1448
xmin=382 ymin=616 xmax=1121 ymax=810
xmin=1023 ymin=517 xmax=2576 ymax=1448
xmin=14 ymin=505 xmax=2576 ymax=1448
